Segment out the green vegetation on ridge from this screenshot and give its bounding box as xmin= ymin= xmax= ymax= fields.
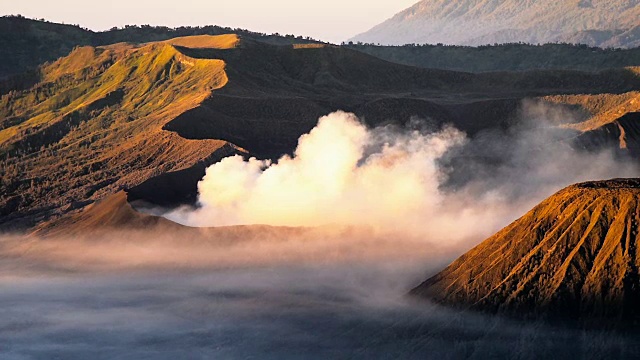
xmin=347 ymin=43 xmax=640 ymax=73
xmin=3 ymin=15 xmax=640 ymax=83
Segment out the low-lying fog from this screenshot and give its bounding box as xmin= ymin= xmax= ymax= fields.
xmin=3 ymin=106 xmax=640 ymax=359
xmin=1 ymin=258 xmax=638 ymax=359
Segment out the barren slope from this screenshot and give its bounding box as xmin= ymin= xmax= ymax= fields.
xmin=545 ymin=90 xmax=640 ymax=131
xmin=163 ymin=42 xmax=640 ymax=157
xmin=412 ymin=179 xmax=640 ymax=325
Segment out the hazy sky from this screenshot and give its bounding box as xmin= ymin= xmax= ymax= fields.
xmin=1 ymin=0 xmax=417 ymax=43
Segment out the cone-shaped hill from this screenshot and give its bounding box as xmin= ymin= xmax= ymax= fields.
xmin=412 ymin=178 xmax=640 ymax=326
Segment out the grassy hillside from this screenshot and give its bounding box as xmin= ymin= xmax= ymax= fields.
xmin=0 ymin=15 xmax=322 ymax=79
xmin=0 ymin=36 xmax=242 ymax=230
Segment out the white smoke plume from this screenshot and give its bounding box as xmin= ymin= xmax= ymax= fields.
xmin=166 ymin=109 xmax=640 ymax=247
xmin=186 ymin=111 xmax=466 ymax=230
xmin=159 ymin=112 xmax=497 ymax=244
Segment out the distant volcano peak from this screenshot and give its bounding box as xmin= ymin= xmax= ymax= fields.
xmin=412 ymin=178 xmax=640 ymax=326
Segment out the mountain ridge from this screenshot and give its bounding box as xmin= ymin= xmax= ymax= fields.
xmin=0 ymin=15 xmax=323 ymax=79
xmin=352 ymin=0 xmax=640 ymax=48
xmin=0 ymin=36 xmax=243 ymax=230
xmin=2 ymin=33 xmax=640 ymax=232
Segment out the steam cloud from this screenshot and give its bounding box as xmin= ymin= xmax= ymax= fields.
xmin=170 ymin=111 xmax=480 ymax=238
xmin=168 ymin=108 xmax=639 ymax=247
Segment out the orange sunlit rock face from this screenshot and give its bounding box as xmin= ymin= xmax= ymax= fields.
xmin=412 ymin=179 xmax=640 ymax=325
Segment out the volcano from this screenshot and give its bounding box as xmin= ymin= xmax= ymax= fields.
xmin=412 ymin=178 xmax=640 ymax=325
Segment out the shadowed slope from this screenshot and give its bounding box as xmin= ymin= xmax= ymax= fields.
xmin=164 ymin=43 xmax=640 ymax=157
xmin=576 ymin=112 xmax=640 ymax=156
xmin=412 ymin=179 xmax=640 ymax=325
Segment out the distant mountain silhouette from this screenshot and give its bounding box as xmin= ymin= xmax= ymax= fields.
xmin=352 ymin=0 xmax=640 ymax=48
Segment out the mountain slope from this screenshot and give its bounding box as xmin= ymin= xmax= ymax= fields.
xmin=34 ymin=191 xmax=181 ymax=237
xmin=0 ymin=36 xmax=243 ymax=230
xmin=0 ymin=16 xmax=323 ymax=79
xmin=411 ymin=179 xmax=640 ymax=325
xmin=352 ymin=0 xmax=640 ymax=47
xmin=3 ymin=33 xmax=640 ymax=232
